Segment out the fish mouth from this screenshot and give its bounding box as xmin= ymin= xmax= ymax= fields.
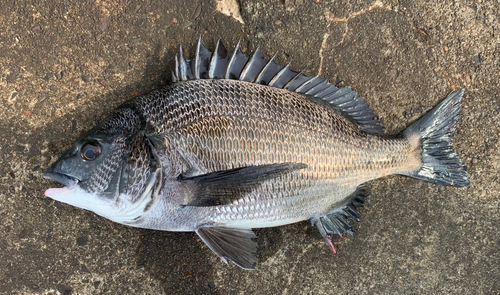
xmin=43 ymin=170 xmax=80 ymax=197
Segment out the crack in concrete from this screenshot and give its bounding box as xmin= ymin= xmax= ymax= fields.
xmin=327 ymin=0 xmax=392 ymax=48
xmin=317 ymin=1 xmax=392 ymax=82
xmin=317 ymin=32 xmax=330 ymax=77
xmin=328 ymin=0 xmax=387 ymax=23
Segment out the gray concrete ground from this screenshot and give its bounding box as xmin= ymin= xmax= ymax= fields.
xmin=1 ymin=0 xmax=499 ymax=294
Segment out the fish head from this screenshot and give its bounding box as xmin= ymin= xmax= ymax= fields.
xmin=44 ymin=107 xmax=143 ymax=217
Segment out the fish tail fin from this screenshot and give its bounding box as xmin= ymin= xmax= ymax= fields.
xmin=402 ymin=89 xmax=470 ymax=187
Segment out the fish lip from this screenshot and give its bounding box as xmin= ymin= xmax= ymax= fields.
xmin=43 ymin=170 xmax=80 ymax=189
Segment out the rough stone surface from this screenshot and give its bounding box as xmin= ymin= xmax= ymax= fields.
xmin=1 ymin=0 xmax=498 ymax=294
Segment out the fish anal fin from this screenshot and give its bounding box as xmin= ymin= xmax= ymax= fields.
xmin=313 ymin=185 xmax=370 ymax=251
xmin=196 ymin=226 xmax=257 ymax=270
xmin=180 ymin=163 xmax=307 ymax=207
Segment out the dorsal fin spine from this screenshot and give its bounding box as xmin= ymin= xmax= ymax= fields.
xmin=254 ymin=54 xmax=281 ymax=84
xmin=209 ymin=39 xmax=232 ymax=79
xmin=240 ymin=47 xmax=267 ymax=82
xmin=209 ymin=39 xmax=224 ymax=79
xmin=179 ymin=44 xmax=187 ymax=81
xmin=194 ymin=37 xmax=202 ymax=79
xmin=208 ymin=41 xmax=217 ymax=79
xmin=174 ymin=54 xmax=179 ymax=81
xmin=283 ymin=71 xmax=305 ymax=90
xmin=268 ymin=63 xmax=291 ymax=87
xmin=305 ymin=79 xmax=329 ymax=96
xmin=309 ymin=81 xmax=336 ymax=97
xmin=296 ymin=76 xmax=322 ymax=93
xmin=225 ymin=41 xmax=241 ymax=79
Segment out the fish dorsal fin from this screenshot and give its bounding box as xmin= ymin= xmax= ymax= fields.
xmin=179 ymin=163 xmax=307 ymax=207
xmin=173 ymin=38 xmax=384 ymax=134
xmin=196 ymin=226 xmax=257 ymax=270
xmin=240 ymin=47 xmax=267 ymax=82
xmin=193 ymin=36 xmax=212 ymax=79
xmin=209 ymin=39 xmax=232 ymax=79
xmin=225 ymin=41 xmax=249 ymax=79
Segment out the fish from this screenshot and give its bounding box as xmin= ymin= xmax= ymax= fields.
xmin=44 ymin=38 xmax=470 ymax=270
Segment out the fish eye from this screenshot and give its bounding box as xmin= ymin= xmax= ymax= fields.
xmin=81 ymin=141 xmax=101 ymax=161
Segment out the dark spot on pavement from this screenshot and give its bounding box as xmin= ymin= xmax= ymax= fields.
xmin=473 ymin=54 xmax=482 ymax=66
xmin=18 ymin=228 xmax=29 ymax=239
xmin=76 ymin=236 xmax=87 ymax=246
xmin=44 ymin=73 xmax=54 ymax=82
xmin=6 ymin=71 xmax=18 ymax=83
xmin=81 ymin=264 xmax=90 ymax=273
xmin=56 ymin=284 xmax=72 ymax=295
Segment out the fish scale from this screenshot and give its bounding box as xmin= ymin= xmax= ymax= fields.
xmin=44 ymin=38 xmax=469 ymax=270
xmin=157 ymin=81 xmax=415 ymax=181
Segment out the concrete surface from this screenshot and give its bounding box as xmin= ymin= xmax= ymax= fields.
xmin=1 ymin=0 xmax=499 ymax=294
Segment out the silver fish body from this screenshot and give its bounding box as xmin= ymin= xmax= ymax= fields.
xmin=44 ymin=39 xmax=469 ymax=269
xmin=129 ymin=79 xmax=418 ymax=230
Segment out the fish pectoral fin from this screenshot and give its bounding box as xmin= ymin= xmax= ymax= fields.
xmin=196 ymin=226 xmax=257 ymax=270
xmin=312 ymin=185 xmax=370 ymax=252
xmin=179 ymin=163 xmax=307 ymax=207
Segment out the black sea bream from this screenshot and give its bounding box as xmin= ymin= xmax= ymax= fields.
xmin=44 ymin=38 xmax=469 ymax=269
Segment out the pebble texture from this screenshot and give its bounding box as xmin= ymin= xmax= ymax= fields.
xmin=0 ymin=0 xmax=498 ymax=294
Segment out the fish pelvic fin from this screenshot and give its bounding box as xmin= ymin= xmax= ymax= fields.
xmin=196 ymin=226 xmax=257 ymax=270
xmin=402 ymin=89 xmax=470 ymax=187
xmin=312 ymin=185 xmax=369 ymax=252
